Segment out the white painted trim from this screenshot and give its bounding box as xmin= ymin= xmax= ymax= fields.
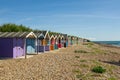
xmin=61 ymin=35 xmax=64 ymax=39
xmin=50 ymin=35 xmax=55 ymax=40
xmin=58 ymin=35 xmax=61 ymax=39
xmin=44 ymin=31 xmax=50 ymax=39
xmin=26 ymin=32 xmax=37 ymax=38
xmin=38 ymin=33 xmax=45 ymax=38
xmin=54 ymin=35 xmax=58 ymax=39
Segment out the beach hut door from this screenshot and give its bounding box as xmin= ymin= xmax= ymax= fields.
xmin=26 ymin=38 xmax=35 ymax=54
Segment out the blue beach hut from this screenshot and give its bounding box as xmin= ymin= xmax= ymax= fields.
xmin=54 ymin=35 xmax=58 ymax=49
xmin=26 ymin=32 xmax=37 ymax=54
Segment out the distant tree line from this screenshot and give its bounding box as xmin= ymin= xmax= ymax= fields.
xmin=0 ymin=23 xmax=83 ymax=39
xmin=0 ymin=23 xmax=32 ymax=32
xmin=0 ymin=23 xmax=64 ymax=35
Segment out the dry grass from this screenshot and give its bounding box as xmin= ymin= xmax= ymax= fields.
xmin=0 ymin=43 xmax=120 ymax=80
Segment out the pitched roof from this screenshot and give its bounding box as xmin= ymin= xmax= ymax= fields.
xmin=49 ymin=33 xmax=54 ymax=37
xmin=0 ymin=32 xmax=36 ymax=38
xmin=62 ymin=34 xmax=67 ymax=38
xmin=42 ymin=31 xmax=47 ymax=36
xmin=34 ymin=32 xmax=44 ymax=39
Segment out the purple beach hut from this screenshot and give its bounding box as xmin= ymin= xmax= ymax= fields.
xmin=0 ymin=32 xmax=37 ymax=58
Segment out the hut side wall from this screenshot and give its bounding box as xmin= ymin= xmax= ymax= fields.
xmin=0 ymin=38 xmax=13 ymax=58
xmin=39 ymin=46 xmax=44 ymax=52
xmin=58 ymin=38 xmax=61 ymax=48
xmin=45 ymin=46 xmax=49 ymax=51
xmin=64 ymin=39 xmax=67 ymax=48
xmin=44 ymin=39 xmax=50 ymax=51
xmin=38 ymin=39 xmax=45 ymax=52
xmin=50 ymin=38 xmax=54 ymax=50
xmin=54 ymin=39 xmax=58 ymax=49
xmin=71 ymin=38 xmax=73 ymax=45
xmin=76 ymin=39 xmax=78 ymax=45
xmin=13 ymin=38 xmax=25 ymax=58
xmin=61 ymin=38 xmax=64 ymax=47
xmin=66 ymin=39 xmax=68 ymax=47
xmin=68 ymin=38 xmax=71 ymax=46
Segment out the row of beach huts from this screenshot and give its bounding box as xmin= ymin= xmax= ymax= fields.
xmin=0 ymin=31 xmax=88 ymax=59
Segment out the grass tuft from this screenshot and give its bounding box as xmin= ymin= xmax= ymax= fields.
xmin=92 ymin=66 xmax=106 ymax=73
xmin=76 ymin=74 xmax=83 ymax=79
xmin=80 ymin=60 xmax=87 ymax=62
xmin=75 ymin=56 xmax=80 ymax=58
xmin=72 ymin=69 xmax=80 ymax=73
xmin=108 ymin=77 xmax=117 ymax=80
xmin=74 ymin=50 xmax=88 ymax=53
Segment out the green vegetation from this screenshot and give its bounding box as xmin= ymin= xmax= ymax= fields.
xmin=83 ymin=42 xmax=94 ymax=45
xmin=49 ymin=31 xmax=61 ymax=36
xmin=92 ymin=66 xmax=106 ymax=73
xmin=0 ymin=23 xmax=69 ymax=37
xmin=80 ymin=60 xmax=87 ymax=62
xmin=110 ymin=51 xmax=118 ymax=54
xmin=0 ymin=23 xmax=32 ymax=32
xmin=72 ymin=69 xmax=81 ymax=73
xmin=76 ymin=74 xmax=83 ymax=78
xmin=108 ymin=77 xmax=117 ymax=80
xmin=75 ymin=56 xmax=80 ymax=58
xmin=80 ymin=64 xmax=89 ymax=68
xmin=92 ymin=47 xmax=103 ymax=53
xmin=71 ymin=64 xmax=89 ymax=68
xmin=92 ymin=60 xmax=102 ymax=65
xmin=88 ymin=42 xmax=94 ymax=45
xmin=71 ymin=64 xmax=81 ymax=66
xmin=87 ymin=42 xmax=94 ymax=48
xmin=74 ymin=50 xmax=88 ymax=53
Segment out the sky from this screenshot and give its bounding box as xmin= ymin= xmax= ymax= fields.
xmin=0 ymin=0 xmax=120 ymax=41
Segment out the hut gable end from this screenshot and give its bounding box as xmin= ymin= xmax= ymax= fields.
xmin=26 ymin=32 xmax=37 ymax=38
xmin=43 ymin=31 xmax=50 ymax=39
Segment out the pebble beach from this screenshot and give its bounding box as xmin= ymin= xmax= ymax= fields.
xmin=0 ymin=42 xmax=120 ymax=80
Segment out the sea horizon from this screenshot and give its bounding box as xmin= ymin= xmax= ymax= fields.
xmin=93 ymin=41 xmax=120 ymax=47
